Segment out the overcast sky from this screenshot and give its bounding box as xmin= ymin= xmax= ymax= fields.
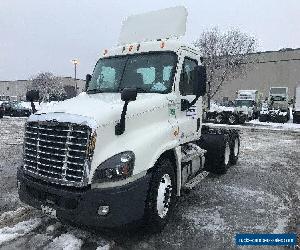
xmin=0 ymin=0 xmax=299 ymax=81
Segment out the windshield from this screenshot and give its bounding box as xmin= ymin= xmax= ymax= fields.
xmin=87 ymin=52 xmax=177 ymax=94
xmin=270 ymin=88 xmax=287 ymax=95
xmin=271 ymin=96 xmax=286 ymax=101
xmin=235 ymin=100 xmax=253 ymax=107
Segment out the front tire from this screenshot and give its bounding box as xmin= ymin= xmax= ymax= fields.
xmin=144 ymin=158 xmax=176 ymax=232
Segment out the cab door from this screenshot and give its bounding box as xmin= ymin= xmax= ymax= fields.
xmin=176 ymin=50 xmax=202 ymax=144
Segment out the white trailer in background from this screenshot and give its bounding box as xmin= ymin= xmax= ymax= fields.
xmin=293 ymin=84 xmax=300 ymax=123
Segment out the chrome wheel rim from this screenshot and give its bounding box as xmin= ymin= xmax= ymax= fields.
xmin=229 ymin=115 xmax=235 ymax=124
xmin=157 ymin=174 xmax=172 ymax=218
xmin=234 ymin=138 xmax=239 ymax=156
xmin=216 ymin=115 xmax=222 ymax=123
xmin=224 ymin=142 xmax=230 ymax=165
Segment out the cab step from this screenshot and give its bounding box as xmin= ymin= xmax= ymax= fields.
xmin=183 ymin=170 xmax=209 ymax=190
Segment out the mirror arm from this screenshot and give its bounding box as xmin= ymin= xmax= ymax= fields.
xmin=115 ymin=101 xmax=129 ymax=135
xmin=189 ymin=95 xmax=200 ymax=108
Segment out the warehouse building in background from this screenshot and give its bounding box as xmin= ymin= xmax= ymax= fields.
xmin=0 ymin=77 xmax=85 ymax=101
xmin=215 ymin=48 xmax=300 ymax=101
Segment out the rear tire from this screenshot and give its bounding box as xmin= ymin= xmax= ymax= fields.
xmin=144 ymin=158 xmax=176 ymax=232
xmin=259 ymin=114 xmax=268 ymax=122
xmin=199 ymin=132 xmax=231 ymax=174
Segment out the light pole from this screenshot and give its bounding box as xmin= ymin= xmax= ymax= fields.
xmin=71 ymin=59 xmax=79 ymax=94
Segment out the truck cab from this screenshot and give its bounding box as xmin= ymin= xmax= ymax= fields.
xmin=17 ymin=6 xmax=240 ymax=231
xmin=234 ymin=90 xmax=260 ymax=120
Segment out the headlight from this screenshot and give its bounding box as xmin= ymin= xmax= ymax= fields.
xmin=92 ymin=151 xmax=135 ymax=183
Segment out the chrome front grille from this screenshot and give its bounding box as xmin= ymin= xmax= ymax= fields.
xmin=23 ymin=121 xmax=92 ymax=186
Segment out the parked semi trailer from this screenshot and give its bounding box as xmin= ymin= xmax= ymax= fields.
xmin=17 ymin=7 xmax=240 ymax=231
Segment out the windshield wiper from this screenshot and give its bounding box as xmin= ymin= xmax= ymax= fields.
xmin=119 ymin=87 xmax=148 ymax=93
xmin=136 ymin=87 xmax=149 ymax=93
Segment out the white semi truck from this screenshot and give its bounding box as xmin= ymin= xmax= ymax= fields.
xmin=17 ymin=7 xmax=240 ymax=231
xmin=259 ymin=87 xmax=290 ymax=123
xmin=235 ymin=90 xmax=261 ymax=120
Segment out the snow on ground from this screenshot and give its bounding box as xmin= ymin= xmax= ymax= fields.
xmin=248 ymin=119 xmax=300 ymax=131
xmin=45 ymin=233 xmax=83 ymax=250
xmin=206 ymin=118 xmax=300 ymax=133
xmin=0 ymin=218 xmax=41 ymax=245
xmin=0 ymin=117 xmax=299 ymax=249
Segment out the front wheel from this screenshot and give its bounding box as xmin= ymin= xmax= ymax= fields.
xmin=144 ymin=158 xmax=176 ymax=232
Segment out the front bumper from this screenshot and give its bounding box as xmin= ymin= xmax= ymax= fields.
xmin=17 ymin=168 xmax=151 ymax=228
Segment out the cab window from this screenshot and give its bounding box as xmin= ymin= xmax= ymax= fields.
xmin=180 ymin=58 xmax=198 ymax=96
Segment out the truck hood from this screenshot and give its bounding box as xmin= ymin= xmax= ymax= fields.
xmin=32 ymin=92 xmax=169 ymax=128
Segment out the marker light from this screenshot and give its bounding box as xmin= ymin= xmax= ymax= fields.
xmin=160 ymin=41 xmax=165 ymax=48
xmin=98 ymin=205 xmax=110 ymax=216
xmin=103 ymin=49 xmax=108 ymax=55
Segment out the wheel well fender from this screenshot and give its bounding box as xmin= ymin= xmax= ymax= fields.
xmin=146 ymin=148 xmax=181 ymax=196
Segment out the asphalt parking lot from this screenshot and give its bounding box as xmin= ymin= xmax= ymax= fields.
xmin=0 ymin=117 xmax=299 ymax=249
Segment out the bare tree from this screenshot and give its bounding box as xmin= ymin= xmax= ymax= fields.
xmin=194 ymin=27 xmax=257 ymax=108
xmin=28 ymin=72 xmax=66 ymax=102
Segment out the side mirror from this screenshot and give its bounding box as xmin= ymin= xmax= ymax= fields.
xmin=85 ymin=74 xmax=92 ymax=91
xmin=192 ymin=65 xmax=207 ymax=96
xmin=115 ymin=88 xmax=138 ymax=136
xmin=26 ymin=90 xmax=39 ymax=114
xmin=121 ymin=88 xmax=137 ymax=102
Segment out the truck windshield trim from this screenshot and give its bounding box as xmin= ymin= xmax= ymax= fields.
xmin=87 ymin=52 xmax=178 ymax=94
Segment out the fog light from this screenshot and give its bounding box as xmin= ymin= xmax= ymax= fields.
xmin=98 ymin=205 xmax=110 ymax=216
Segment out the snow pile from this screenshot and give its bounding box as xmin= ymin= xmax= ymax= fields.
xmin=209 ymin=102 xmax=235 ymax=113
xmin=248 ymin=119 xmax=300 ymax=131
xmin=96 ymin=244 xmax=111 ymax=250
xmin=0 ymin=218 xmax=41 ymax=245
xmin=45 ymin=233 xmax=83 ymax=250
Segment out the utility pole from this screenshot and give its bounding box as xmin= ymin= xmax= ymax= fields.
xmin=71 ymin=59 xmax=79 ymax=94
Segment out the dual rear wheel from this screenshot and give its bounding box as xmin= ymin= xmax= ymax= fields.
xmin=199 ymin=130 xmax=240 ymax=174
